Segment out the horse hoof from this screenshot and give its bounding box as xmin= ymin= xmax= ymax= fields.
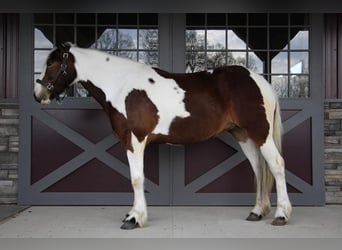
xmin=271 ymin=217 xmax=287 ymax=226
xmin=246 ymin=212 xmax=262 ymax=221
xmin=120 ymin=217 xmax=138 ymax=230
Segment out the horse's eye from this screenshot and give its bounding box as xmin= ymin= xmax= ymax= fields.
xmin=46 ymin=60 xmax=53 ymax=67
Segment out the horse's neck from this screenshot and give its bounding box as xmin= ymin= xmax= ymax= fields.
xmin=70 ymin=47 xmax=141 ymax=89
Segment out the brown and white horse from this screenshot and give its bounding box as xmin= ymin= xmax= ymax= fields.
xmin=34 ymin=43 xmax=292 ymax=229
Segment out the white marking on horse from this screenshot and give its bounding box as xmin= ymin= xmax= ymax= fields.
xmin=248 ymin=70 xmax=277 ymax=135
xmin=69 ymin=46 xmax=190 ymax=135
xmin=126 ymin=132 xmax=148 ymax=227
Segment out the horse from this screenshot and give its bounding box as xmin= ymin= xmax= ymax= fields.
xmin=34 ymin=42 xmax=292 ymax=230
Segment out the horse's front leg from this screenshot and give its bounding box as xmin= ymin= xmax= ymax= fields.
xmin=121 ymin=133 xmax=148 ymax=230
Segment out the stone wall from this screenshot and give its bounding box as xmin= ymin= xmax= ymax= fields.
xmin=0 ymin=103 xmax=19 ymax=204
xmin=324 ymin=102 xmax=342 ymax=204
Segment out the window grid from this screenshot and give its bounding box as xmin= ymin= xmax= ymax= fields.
xmin=34 ymin=13 xmax=159 ymax=97
xmin=185 ymin=13 xmax=310 ymax=98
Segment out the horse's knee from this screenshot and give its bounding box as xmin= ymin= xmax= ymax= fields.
xmin=132 ymin=176 xmax=144 ymax=189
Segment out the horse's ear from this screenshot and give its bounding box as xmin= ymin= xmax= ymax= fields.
xmin=57 ymin=41 xmax=72 ymax=52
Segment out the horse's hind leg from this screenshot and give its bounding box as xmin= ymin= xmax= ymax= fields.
xmin=239 ymin=138 xmax=271 ymax=221
xmin=260 ymin=138 xmax=292 ymax=225
xmin=121 ymin=132 xmax=148 ymax=230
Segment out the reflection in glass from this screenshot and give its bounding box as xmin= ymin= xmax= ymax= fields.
xmin=185 ymin=51 xmax=205 ymax=73
xmin=74 ymin=82 xmax=89 ymax=97
xmin=139 ymin=29 xmax=158 ymax=50
xmin=118 ymin=51 xmax=137 ymax=61
xmin=96 ymin=29 xmax=117 ymax=50
xmin=271 ymin=51 xmax=288 ymax=74
xmin=34 ymin=50 xmax=50 ymax=72
xmin=227 ymin=51 xmax=246 ymax=66
xmin=186 ymin=30 xmax=205 ymax=50
xmin=118 ymin=29 xmax=137 ymax=49
xmin=290 ymin=52 xmax=309 ymax=74
xmin=290 ymin=29 xmax=309 ymax=50
xmin=290 ymin=75 xmax=309 ymax=98
xmin=139 ymin=51 xmax=158 ymax=66
xmin=207 ymin=51 xmax=226 ymax=69
xmin=207 ymin=30 xmax=226 ymax=50
xmin=35 ymin=28 xmax=53 ymax=49
xmin=228 ymin=30 xmax=246 ymax=50
xmin=248 ymin=52 xmax=264 ymax=73
xmin=272 ymin=75 xmax=289 ymax=98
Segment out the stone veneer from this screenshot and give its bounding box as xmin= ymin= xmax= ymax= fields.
xmin=1 ymin=102 xmax=342 ymax=204
xmin=324 ymin=102 xmax=342 ymax=204
xmin=0 ymin=103 xmax=19 ymax=204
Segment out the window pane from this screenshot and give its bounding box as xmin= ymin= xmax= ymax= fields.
xmin=290 ymin=75 xmax=309 ymax=98
xmin=96 ymin=28 xmax=117 ymax=50
xmin=207 ymin=51 xmax=226 ymax=69
xmin=34 ymin=13 xmax=53 ymax=24
xmin=228 ymin=29 xmax=246 ymax=50
xmin=248 ymin=52 xmax=264 ymax=73
xmin=118 ymin=29 xmax=137 ymax=49
xmin=186 ymin=30 xmax=205 ymax=50
xmin=35 ymin=27 xmax=53 ymax=49
xmin=270 ymin=13 xmax=288 ymax=25
xmin=249 ymin=28 xmax=267 ymax=49
xmin=291 ymin=13 xmax=310 ymax=26
xmin=228 ymin=13 xmax=246 ymax=25
xmin=139 ymin=29 xmax=158 ymax=50
xmin=34 ymin=50 xmax=50 ymax=72
xmin=77 ymin=13 xmax=95 ymax=24
xmin=227 ymin=51 xmax=246 ymax=66
xmin=118 ymin=51 xmax=137 ymax=61
xmin=56 ymin=26 xmax=74 ymax=44
xmin=272 ymin=75 xmax=289 ymax=98
xmin=118 ymin=13 xmax=137 ymax=26
xmin=186 ymin=13 xmax=205 ymax=26
xmin=56 ymin=14 xmax=74 ymax=24
xmin=207 ymin=13 xmax=226 ymax=26
xmin=98 ymin=13 xmax=116 ymax=25
xmin=74 ymin=83 xmax=89 ymax=97
xmin=77 ymin=27 xmax=95 ymax=48
xmin=139 ymin=51 xmax=158 ymax=66
xmin=290 ymin=29 xmax=309 ymax=49
xmin=207 ymin=30 xmax=226 ymax=50
xmin=290 ymin=52 xmax=309 ymax=74
xmin=248 ymin=13 xmax=267 ymax=25
xmin=139 ymin=13 xmax=158 ymax=26
xmin=185 ymin=51 xmax=205 ymax=72
xmin=270 ymin=28 xmax=288 ymax=50
xmin=271 ymin=51 xmax=288 ymax=74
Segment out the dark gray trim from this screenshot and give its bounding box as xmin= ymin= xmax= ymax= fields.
xmin=2 ymin=0 xmax=342 ymax=13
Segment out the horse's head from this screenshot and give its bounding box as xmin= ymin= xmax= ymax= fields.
xmin=34 ymin=42 xmax=76 ymax=104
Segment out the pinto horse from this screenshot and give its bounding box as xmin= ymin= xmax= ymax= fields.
xmin=34 ymin=43 xmax=292 ymax=229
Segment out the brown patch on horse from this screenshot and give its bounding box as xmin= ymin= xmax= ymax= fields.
xmin=148 ymin=78 xmax=155 ymax=84
xmin=125 ymin=89 xmax=159 ymax=142
xmin=153 ymin=66 xmax=269 ymax=146
xmin=213 ymin=66 xmax=269 ymax=146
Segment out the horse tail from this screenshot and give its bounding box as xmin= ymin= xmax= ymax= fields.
xmin=259 ymin=96 xmax=282 ymax=207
